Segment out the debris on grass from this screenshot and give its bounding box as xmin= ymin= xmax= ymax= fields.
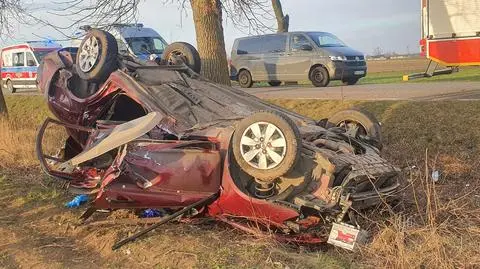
xmin=1 ymin=96 xmax=479 ymax=268
xmin=65 ymin=194 xmax=89 ymax=208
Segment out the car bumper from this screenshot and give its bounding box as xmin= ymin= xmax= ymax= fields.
xmin=328 ymin=61 xmax=367 ymax=80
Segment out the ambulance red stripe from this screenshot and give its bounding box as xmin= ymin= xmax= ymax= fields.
xmin=1 ymin=71 xmax=36 ymax=79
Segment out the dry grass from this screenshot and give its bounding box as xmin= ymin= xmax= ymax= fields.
xmin=0 ymin=96 xmax=66 ymax=168
xmin=271 ymin=99 xmax=480 ymax=268
xmin=1 ymin=96 xmax=480 ymax=268
xmin=359 ymin=152 xmax=480 ymax=268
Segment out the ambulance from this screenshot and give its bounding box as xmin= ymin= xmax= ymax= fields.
xmin=0 ymin=41 xmax=62 ymax=93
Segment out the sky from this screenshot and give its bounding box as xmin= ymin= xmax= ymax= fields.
xmin=1 ymin=0 xmax=421 ymax=55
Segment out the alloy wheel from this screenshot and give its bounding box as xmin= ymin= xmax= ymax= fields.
xmin=79 ymin=36 xmax=100 ymax=72
xmin=239 ymin=122 xmax=287 ymax=170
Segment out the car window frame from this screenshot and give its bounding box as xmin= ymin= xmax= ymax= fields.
xmin=289 ymin=33 xmax=315 ymax=53
xmin=237 ymin=37 xmax=263 ymax=55
xmin=26 ymin=51 xmax=37 ymax=66
xmin=13 ymin=52 xmax=25 ymax=67
xmin=236 ymin=34 xmax=288 ymax=55
xmin=262 ymin=34 xmax=287 ymax=54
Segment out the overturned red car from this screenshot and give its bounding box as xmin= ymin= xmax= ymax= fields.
xmin=36 ymin=29 xmax=401 ymax=250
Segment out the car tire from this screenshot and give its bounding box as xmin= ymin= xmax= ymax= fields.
xmin=342 ymin=78 xmax=360 ymax=85
xmin=238 ymin=70 xmax=253 ymax=88
xmin=326 ymin=108 xmax=382 ymax=149
xmin=232 ymin=111 xmax=301 ymax=182
xmin=309 ymin=66 xmax=330 ymax=87
xmin=162 ymin=42 xmax=201 ymax=73
xmin=75 ymin=29 xmax=118 ymax=82
xmin=268 ymin=81 xmax=282 ymax=87
xmin=6 ymin=80 xmax=16 ymax=93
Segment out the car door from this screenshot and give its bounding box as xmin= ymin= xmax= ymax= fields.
xmin=98 ymin=140 xmax=222 ymax=209
xmin=235 ymin=37 xmax=265 ymax=81
xmin=25 ymin=51 xmax=37 ymax=82
xmin=12 ymin=51 xmax=26 ymax=86
xmin=259 ymin=34 xmax=288 ymax=81
xmin=283 ymin=33 xmax=315 ymax=81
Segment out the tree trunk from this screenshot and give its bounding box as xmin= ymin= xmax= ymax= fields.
xmin=272 ymin=0 xmax=289 ymax=33
xmin=0 ymin=88 xmax=7 ymax=116
xmin=190 ymin=0 xmax=231 ymax=86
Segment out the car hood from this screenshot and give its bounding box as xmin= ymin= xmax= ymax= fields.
xmin=321 ymin=46 xmax=363 ymax=57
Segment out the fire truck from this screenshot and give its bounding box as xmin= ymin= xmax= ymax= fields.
xmin=0 ymin=41 xmax=61 ymax=93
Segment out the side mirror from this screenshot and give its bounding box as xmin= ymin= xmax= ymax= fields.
xmin=300 ymin=44 xmax=313 ymax=51
xmin=27 ymin=60 xmax=36 ymax=66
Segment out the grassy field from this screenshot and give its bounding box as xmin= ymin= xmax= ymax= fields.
xmin=361 ymin=67 xmax=480 ymax=85
xmin=366 ymin=58 xmax=431 ymax=73
xmin=248 ymin=58 xmax=480 ymax=87
xmin=1 ymin=96 xmax=480 ymax=268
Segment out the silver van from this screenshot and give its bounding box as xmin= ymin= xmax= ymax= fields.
xmin=230 ymin=32 xmax=367 ymax=88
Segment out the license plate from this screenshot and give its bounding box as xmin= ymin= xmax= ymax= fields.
xmin=327 ymin=222 xmax=368 ymax=251
xmin=354 ymin=70 xmax=365 ymax=75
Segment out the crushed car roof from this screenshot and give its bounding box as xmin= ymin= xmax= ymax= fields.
xmin=104 ymin=65 xmax=317 ymax=135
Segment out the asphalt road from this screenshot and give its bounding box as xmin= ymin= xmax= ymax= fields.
xmin=243 ymin=81 xmax=480 ymax=101
xmin=4 ymin=81 xmax=480 ymax=101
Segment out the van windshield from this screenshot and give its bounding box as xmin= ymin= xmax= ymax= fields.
xmin=125 ymin=37 xmax=167 ymax=55
xmin=307 ymin=32 xmax=346 ymax=47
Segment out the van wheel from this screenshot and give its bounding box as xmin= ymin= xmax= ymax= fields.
xmin=268 ymin=81 xmax=282 ymax=87
xmin=310 ymin=66 xmax=330 ymax=87
xmin=163 ymin=42 xmax=201 ymax=73
xmin=326 ymin=108 xmax=382 ymax=149
xmin=75 ymin=29 xmax=118 ymax=82
xmin=6 ymin=80 xmax=16 ymax=93
xmin=342 ymin=78 xmax=360 ymax=85
xmin=232 ymin=111 xmax=301 ymax=182
xmin=238 ymin=70 xmax=253 ymax=88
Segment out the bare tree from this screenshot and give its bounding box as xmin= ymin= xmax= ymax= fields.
xmin=373 ymin=46 xmax=384 ymax=57
xmin=202 ymin=0 xmax=274 ymax=85
xmin=0 ymin=0 xmax=24 ymax=115
xmin=42 ymin=0 xmax=276 ymax=85
xmin=0 ymin=0 xmax=24 ymax=37
xmin=2 ymin=0 xmax=275 ymax=85
xmin=271 ymin=0 xmax=288 ymax=32
xmin=190 ymin=0 xmax=230 ymax=85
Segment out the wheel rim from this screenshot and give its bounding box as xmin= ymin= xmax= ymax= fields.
xmin=78 ymin=36 xmax=100 ymax=72
xmin=313 ymin=70 xmax=324 ymax=83
xmin=240 ymin=122 xmax=287 ymax=170
xmin=338 ymin=120 xmax=367 ymax=137
xmin=239 ymin=72 xmax=249 ymax=85
xmin=168 ymin=50 xmax=188 ymax=65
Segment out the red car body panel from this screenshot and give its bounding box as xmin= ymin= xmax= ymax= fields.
xmin=36 ymin=49 xmax=401 ymax=245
